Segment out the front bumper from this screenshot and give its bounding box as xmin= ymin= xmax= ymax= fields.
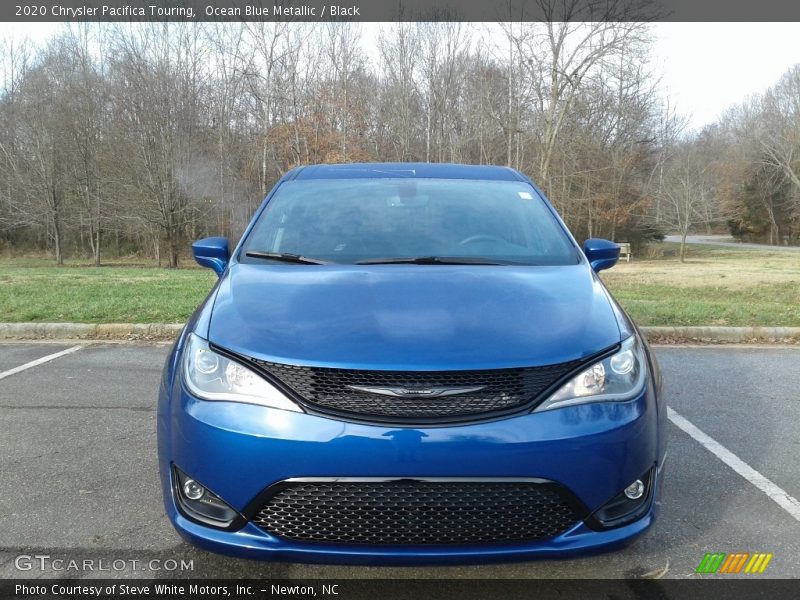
xmin=157 ymin=366 xmax=665 ymax=565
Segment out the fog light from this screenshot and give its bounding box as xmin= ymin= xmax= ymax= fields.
xmin=183 ymin=479 xmax=205 ymax=500
xmin=624 ymin=479 xmax=645 ymax=500
xmin=589 ymin=467 xmax=654 ymax=529
xmin=173 ymin=466 xmax=240 ymax=529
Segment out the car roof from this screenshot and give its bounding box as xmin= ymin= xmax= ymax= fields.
xmin=291 ymin=163 xmax=525 ymax=182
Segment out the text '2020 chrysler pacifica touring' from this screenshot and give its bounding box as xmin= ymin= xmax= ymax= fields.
xmin=157 ymin=163 xmax=666 ymax=565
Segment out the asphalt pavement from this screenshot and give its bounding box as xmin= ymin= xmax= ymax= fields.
xmin=1 ymin=342 xmax=798 ymax=579
xmin=663 ymin=234 xmax=800 ymax=252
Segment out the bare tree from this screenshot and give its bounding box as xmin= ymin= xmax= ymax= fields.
xmin=107 ymin=23 xmax=207 ymax=268
xmin=14 ymin=41 xmax=79 ymax=265
xmin=0 ymin=21 xmax=689 ymax=262
xmin=512 ymin=4 xmax=649 ymax=191
xmin=377 ymin=22 xmax=420 ymax=161
xmin=417 ymin=21 xmax=469 ymax=163
xmin=57 ymin=25 xmax=109 ymax=265
xmin=650 ymin=142 xmax=718 ymax=262
xmin=241 ymin=21 xmax=291 ymax=195
xmin=759 ymin=66 xmax=800 ymax=212
xmin=0 ymin=35 xmax=32 ymax=246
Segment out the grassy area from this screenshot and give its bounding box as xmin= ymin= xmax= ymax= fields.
xmin=600 ymin=243 xmax=800 ymax=327
xmin=1 ymin=243 xmax=798 ymax=325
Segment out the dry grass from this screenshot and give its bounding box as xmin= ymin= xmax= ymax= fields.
xmin=602 ymin=244 xmax=800 ymax=289
xmin=600 ymin=243 xmax=800 ymax=327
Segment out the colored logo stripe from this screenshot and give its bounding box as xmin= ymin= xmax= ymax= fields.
xmin=745 ymin=553 xmax=773 ymax=574
xmin=696 ymin=552 xmax=773 ymax=574
xmin=719 ymin=553 xmax=748 ymax=573
xmin=696 ymin=553 xmax=726 ymax=573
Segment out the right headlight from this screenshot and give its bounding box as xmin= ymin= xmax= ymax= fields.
xmin=182 ymin=333 xmax=302 ymax=412
xmin=534 ymin=335 xmax=647 ymax=412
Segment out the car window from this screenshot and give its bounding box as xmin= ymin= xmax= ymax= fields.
xmin=241 ymin=178 xmax=579 ymax=265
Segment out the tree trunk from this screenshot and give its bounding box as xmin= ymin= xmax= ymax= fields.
xmin=53 ymin=218 xmax=63 ymax=265
xmin=154 ymin=233 xmax=161 ymax=268
xmin=94 ymin=228 xmax=101 ymax=266
xmin=168 ymin=240 xmax=179 ymax=268
xmin=51 ymin=191 xmax=64 ymax=266
xmin=679 ymin=232 xmax=687 ymax=263
xmin=261 ymin=137 xmax=269 ymax=196
xmin=341 ymin=70 xmax=348 ymax=161
xmin=94 ymin=187 xmax=101 ymax=266
xmin=765 ymin=204 xmax=779 ymax=246
xmin=165 ymin=223 xmax=179 ymax=269
xmin=506 ymin=32 xmax=513 ymax=167
xmin=425 ymin=96 xmax=431 ymax=163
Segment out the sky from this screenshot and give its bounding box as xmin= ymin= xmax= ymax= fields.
xmin=651 ymin=22 xmax=800 ymax=130
xmin=3 ymin=21 xmax=800 ymax=131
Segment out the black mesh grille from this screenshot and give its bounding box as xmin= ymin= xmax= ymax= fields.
xmin=248 ymin=359 xmax=582 ymax=421
xmin=252 ymin=480 xmax=580 ymax=545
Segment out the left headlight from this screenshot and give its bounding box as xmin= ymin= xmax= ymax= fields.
xmin=534 ymin=335 xmax=647 ymax=412
xmin=182 ymin=333 xmax=302 ymax=412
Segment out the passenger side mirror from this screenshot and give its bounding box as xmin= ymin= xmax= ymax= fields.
xmin=583 ymin=239 xmax=620 ymax=273
xmin=192 ymin=237 xmax=230 ymax=277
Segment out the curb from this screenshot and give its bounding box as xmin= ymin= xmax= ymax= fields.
xmin=0 ymin=323 xmax=799 ymax=344
xmin=0 ymin=323 xmax=183 ymax=341
xmin=640 ymin=326 xmax=800 ymax=344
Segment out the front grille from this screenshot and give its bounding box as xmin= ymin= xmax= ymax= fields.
xmin=252 ymin=479 xmax=580 ymax=545
xmin=249 ymin=358 xmax=582 ymax=421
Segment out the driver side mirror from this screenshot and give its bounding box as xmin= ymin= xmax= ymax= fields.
xmin=192 ymin=237 xmax=229 ymax=277
xmin=583 ymin=239 xmax=620 ymax=273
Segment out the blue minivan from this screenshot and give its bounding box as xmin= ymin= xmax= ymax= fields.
xmin=157 ymin=163 xmax=666 ymax=564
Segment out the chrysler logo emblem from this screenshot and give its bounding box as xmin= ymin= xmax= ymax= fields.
xmin=347 ymin=385 xmax=486 ymax=398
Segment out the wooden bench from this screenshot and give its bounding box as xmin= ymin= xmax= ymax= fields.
xmin=617 ymin=242 xmax=631 ymax=262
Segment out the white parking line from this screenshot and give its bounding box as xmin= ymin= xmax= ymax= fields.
xmin=668 ymin=406 xmax=800 ymax=523
xmin=0 ymin=346 xmax=83 ymax=381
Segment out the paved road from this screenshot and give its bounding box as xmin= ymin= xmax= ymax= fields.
xmin=664 ymin=234 xmax=800 ymax=252
xmin=1 ymin=343 xmax=798 ymax=579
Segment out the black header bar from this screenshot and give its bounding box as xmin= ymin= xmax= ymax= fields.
xmin=3 ymin=579 xmax=800 ymax=600
xmin=4 ymin=0 xmax=800 ymax=22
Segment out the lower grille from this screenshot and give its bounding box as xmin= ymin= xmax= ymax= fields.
xmin=248 ymin=359 xmax=582 ymax=421
xmin=252 ymin=479 xmax=580 ymax=545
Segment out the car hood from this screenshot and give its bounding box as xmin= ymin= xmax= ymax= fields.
xmin=206 ymin=263 xmax=621 ymax=369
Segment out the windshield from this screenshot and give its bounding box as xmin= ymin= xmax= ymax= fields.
xmin=240 ymin=178 xmax=580 ymax=265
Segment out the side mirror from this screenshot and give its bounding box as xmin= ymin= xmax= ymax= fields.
xmin=583 ymin=238 xmax=620 ymax=273
xmin=192 ymin=237 xmax=229 ymax=277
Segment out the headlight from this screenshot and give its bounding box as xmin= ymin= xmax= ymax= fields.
xmin=182 ymin=333 xmax=302 ymax=412
xmin=534 ymin=335 xmax=646 ymax=412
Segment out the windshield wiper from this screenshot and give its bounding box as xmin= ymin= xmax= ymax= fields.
xmin=245 ymin=251 xmax=330 ymax=265
xmin=355 ymin=256 xmax=508 ymax=265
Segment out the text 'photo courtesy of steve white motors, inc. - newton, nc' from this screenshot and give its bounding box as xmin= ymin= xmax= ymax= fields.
xmin=14 ymin=582 xmax=337 ymax=598
xmin=18 ymin=3 xmax=362 ymax=18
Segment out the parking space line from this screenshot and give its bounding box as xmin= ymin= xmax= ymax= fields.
xmin=668 ymin=407 xmax=800 ymax=523
xmin=0 ymin=345 xmax=84 ymax=381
